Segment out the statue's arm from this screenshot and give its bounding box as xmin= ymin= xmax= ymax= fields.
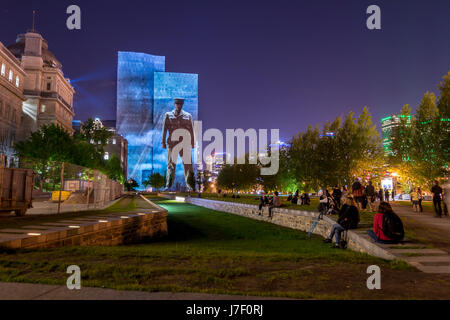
xmin=162 ymin=114 xmax=168 ymax=148
xmin=188 ymin=115 xmax=195 ymax=148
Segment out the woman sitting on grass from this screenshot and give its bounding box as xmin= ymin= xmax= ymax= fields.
xmin=323 ymin=196 xmax=360 ymax=249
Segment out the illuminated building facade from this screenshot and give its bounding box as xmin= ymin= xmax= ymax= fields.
xmin=117 ymin=52 xmax=198 ymax=188
xmin=381 ymin=115 xmax=411 ymax=154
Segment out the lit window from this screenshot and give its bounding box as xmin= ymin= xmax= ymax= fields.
xmin=15 ymin=76 xmax=19 ymax=87
xmin=40 ymin=105 xmax=46 ymax=113
xmin=90 ymin=139 xmax=94 ymax=144
xmin=1 ymin=64 xmax=5 ymax=76
xmin=112 ymin=139 xmax=116 ymax=145
xmin=104 ymin=152 xmax=109 ymax=160
xmin=8 ymin=70 xmax=13 ymax=82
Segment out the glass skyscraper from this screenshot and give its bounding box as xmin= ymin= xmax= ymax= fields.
xmin=117 ymin=51 xmax=198 ymax=188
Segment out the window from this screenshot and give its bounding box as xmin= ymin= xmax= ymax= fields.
xmin=46 ymin=82 xmax=51 ymax=91
xmin=112 ymin=139 xmax=116 ymax=145
xmin=104 ymin=152 xmax=109 ymax=160
xmin=90 ymin=139 xmax=94 ymax=144
xmin=15 ymin=76 xmax=19 ymax=87
xmin=8 ymin=70 xmax=13 ymax=82
xmin=1 ymin=64 xmax=5 ymax=76
xmin=40 ymin=105 xmax=46 ymax=113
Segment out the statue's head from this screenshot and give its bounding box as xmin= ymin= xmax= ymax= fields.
xmin=174 ymin=98 xmax=185 ymax=113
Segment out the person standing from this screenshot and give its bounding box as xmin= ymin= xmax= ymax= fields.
xmin=352 ymin=179 xmax=364 ymax=211
xmin=332 ymin=186 xmax=342 ymax=209
xmin=431 ymin=180 xmax=443 ymax=218
xmin=384 ymin=188 xmax=390 ymax=202
xmin=410 ymin=188 xmax=420 ymax=212
xmin=417 ymin=187 xmax=423 ymax=212
xmin=378 ymin=188 xmax=384 ymax=202
xmin=365 ymin=181 xmax=376 ymax=212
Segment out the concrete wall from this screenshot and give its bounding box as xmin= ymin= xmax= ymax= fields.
xmin=0 ymin=204 xmax=168 ymax=249
xmin=160 ymin=194 xmax=395 ymax=261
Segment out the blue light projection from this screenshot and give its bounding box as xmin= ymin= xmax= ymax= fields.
xmin=116 ymin=51 xmax=198 ymax=189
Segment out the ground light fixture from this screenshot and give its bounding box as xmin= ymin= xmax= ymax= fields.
xmin=26 ymin=233 xmax=41 ymax=236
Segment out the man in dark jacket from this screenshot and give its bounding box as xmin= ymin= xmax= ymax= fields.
xmin=431 ymin=180 xmax=443 ymax=217
xmin=332 ymin=186 xmax=342 ymax=209
xmin=323 ymin=196 xmax=360 ymax=248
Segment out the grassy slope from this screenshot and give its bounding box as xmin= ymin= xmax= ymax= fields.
xmin=2 ymin=198 xmax=449 ymax=299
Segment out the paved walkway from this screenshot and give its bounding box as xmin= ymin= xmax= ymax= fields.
xmin=376 ymin=202 xmax=450 ymax=274
xmin=0 ymin=282 xmax=285 ymax=300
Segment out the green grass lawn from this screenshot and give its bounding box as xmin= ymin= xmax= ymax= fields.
xmin=1 ymin=198 xmax=449 ymax=299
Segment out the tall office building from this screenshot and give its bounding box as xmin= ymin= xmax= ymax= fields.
xmin=117 ymin=52 xmax=198 ymax=188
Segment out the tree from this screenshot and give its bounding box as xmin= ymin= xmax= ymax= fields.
xmin=14 ymin=124 xmax=76 ymax=190
xmin=389 ymin=76 xmax=450 ymax=188
xmin=143 ymin=172 xmax=165 ymax=190
xmin=285 ymin=107 xmax=383 ymax=192
xmin=104 ymin=154 xmax=124 ymax=183
xmin=76 ymin=118 xmax=113 ymax=153
xmin=125 ymin=178 xmax=139 ymax=191
xmin=217 ymin=157 xmax=259 ymax=192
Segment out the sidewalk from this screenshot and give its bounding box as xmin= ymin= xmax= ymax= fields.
xmin=0 ymin=282 xmax=285 ymax=300
xmin=26 ymin=197 xmax=123 ymax=215
xmin=390 ymin=202 xmax=450 ymax=234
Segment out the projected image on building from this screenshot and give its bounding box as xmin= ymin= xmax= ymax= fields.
xmin=117 ymin=52 xmax=198 ymax=189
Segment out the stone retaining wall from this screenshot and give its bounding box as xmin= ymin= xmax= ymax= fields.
xmin=159 ymin=194 xmax=395 ymax=260
xmin=0 ymin=199 xmax=168 ymax=249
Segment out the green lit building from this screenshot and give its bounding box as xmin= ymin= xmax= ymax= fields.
xmin=381 ymin=115 xmax=411 ymax=154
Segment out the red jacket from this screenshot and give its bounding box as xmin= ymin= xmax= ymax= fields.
xmin=373 ymin=213 xmax=392 ymax=241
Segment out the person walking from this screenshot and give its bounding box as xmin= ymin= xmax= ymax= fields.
xmin=417 ymin=187 xmax=423 ymax=212
xmin=431 ymin=180 xmax=443 ymax=218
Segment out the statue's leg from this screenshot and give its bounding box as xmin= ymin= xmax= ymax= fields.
xmin=165 ymin=147 xmax=176 ymax=189
xmin=181 ymin=149 xmax=194 ymax=191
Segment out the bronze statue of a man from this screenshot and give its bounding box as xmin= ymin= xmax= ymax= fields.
xmin=161 ymin=98 xmax=195 ymax=191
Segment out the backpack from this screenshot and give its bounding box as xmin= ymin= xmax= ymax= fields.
xmin=382 ymin=212 xmax=404 ymax=242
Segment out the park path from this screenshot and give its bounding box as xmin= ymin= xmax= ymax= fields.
xmin=0 ymin=282 xmax=284 ymax=300
xmin=382 ymin=202 xmax=450 ymax=273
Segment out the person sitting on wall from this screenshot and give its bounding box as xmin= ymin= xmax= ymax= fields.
xmin=287 ymin=194 xmax=293 ymax=202
xmin=323 ymin=196 xmax=360 ymax=249
xmin=258 ymin=192 xmax=269 ymax=215
xmin=366 ymin=202 xmax=404 ymax=244
xmin=292 ymin=194 xmax=299 ymax=205
xmin=268 ymin=191 xmax=281 ymax=219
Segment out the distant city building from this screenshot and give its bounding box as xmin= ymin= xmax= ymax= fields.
xmin=381 ymin=115 xmax=411 ymax=154
xmin=117 ymin=51 xmax=198 ymax=188
xmin=0 ymin=41 xmax=26 ymax=166
xmin=7 ymin=30 xmax=75 ymax=136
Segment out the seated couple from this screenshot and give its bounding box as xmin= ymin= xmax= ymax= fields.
xmin=324 ymin=200 xmax=404 ymax=249
xmin=258 ymin=192 xmax=281 ymax=219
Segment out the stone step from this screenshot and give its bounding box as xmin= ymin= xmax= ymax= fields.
xmin=412 ymin=264 xmax=450 ymax=274
xmin=404 ymin=255 xmax=450 ymax=263
xmin=390 ymin=249 xmax=447 ymax=255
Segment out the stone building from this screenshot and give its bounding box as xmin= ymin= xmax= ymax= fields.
xmin=0 ymin=41 xmax=26 ymax=166
xmin=7 ymin=30 xmax=75 ymax=136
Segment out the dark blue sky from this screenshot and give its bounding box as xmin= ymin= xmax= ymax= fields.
xmin=1 ymin=0 xmax=449 ymax=142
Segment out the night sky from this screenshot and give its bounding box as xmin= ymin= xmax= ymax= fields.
xmin=1 ymin=0 xmax=449 ymax=142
